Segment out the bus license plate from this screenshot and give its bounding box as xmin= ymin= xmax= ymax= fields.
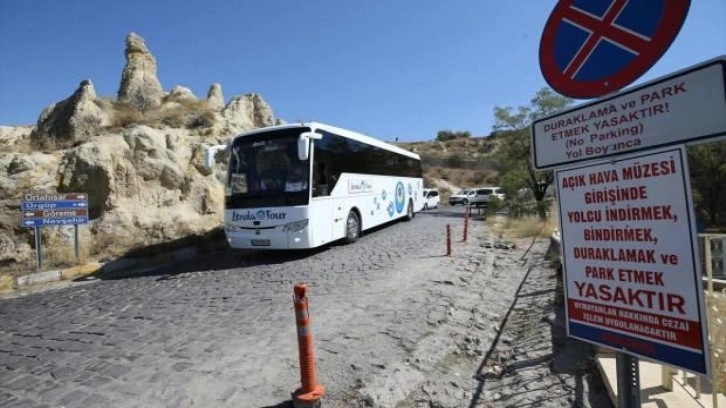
xmin=251 ymin=239 xmax=271 ymax=246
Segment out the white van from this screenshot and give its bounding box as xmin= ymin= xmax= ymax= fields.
xmin=422 ymin=188 xmax=440 ymax=210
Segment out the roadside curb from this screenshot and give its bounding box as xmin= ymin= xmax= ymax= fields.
xmin=13 ymin=270 xmax=62 ymax=289
xmin=4 ymin=242 xmax=225 ymax=294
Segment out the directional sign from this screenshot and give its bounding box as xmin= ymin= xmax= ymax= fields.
xmin=21 ymin=218 xmax=89 ymax=228
xmin=22 ymin=209 xmax=88 ymax=218
xmin=20 ymin=192 xmax=90 ymax=228
xmin=22 ymin=193 xmax=87 ymax=201
xmin=21 ymin=201 xmax=89 ymax=210
xmin=531 ymin=56 xmax=726 ymax=170
xmin=539 ymin=0 xmax=691 ymax=98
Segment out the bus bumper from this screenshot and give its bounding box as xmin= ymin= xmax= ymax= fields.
xmin=225 ymin=229 xmax=313 ymax=249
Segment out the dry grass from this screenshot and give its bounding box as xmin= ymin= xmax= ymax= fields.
xmin=487 ymin=203 xmax=558 ymax=240
xmin=423 ymin=166 xmax=500 ymax=191
xmin=707 ymin=289 xmax=726 ymax=391
xmin=43 ymin=233 xmax=91 ymax=268
xmin=0 ymin=139 xmax=32 ymax=154
xmin=110 ymin=99 xmax=215 ymax=131
xmin=487 ymin=216 xmax=547 ymax=239
xmin=90 ymin=229 xmax=136 ymax=260
xmin=28 ymin=133 xmax=69 ymax=153
xmin=0 ymin=274 xmax=13 ymax=293
xmin=0 ymin=258 xmax=37 ymax=280
xmin=398 ymin=136 xmax=501 ymax=158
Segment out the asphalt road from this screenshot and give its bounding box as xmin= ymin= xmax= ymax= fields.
xmin=0 ymin=207 xmax=477 ymax=407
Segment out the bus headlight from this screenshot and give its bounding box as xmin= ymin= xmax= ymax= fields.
xmin=225 ymin=223 xmax=242 ymax=232
xmin=283 ymin=219 xmax=308 ymax=232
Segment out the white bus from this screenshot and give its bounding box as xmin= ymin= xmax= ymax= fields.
xmin=205 ymin=122 xmax=424 ymax=249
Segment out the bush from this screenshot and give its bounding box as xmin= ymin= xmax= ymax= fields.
xmin=436 ymin=130 xmax=471 ymax=142
xmin=111 ymin=102 xmax=147 ymax=129
xmin=446 ymin=154 xmax=464 ymax=168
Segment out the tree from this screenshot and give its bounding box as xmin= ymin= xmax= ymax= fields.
xmin=493 ymin=87 xmax=573 ymax=220
xmin=687 ymin=141 xmax=726 ymax=228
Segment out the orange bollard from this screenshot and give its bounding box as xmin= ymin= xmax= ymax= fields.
xmin=463 ymin=207 xmax=469 ymax=243
xmin=446 ymin=224 xmax=452 ymax=256
xmin=292 ymin=284 xmax=325 ymax=408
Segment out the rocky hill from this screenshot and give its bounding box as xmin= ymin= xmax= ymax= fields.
xmin=0 ymin=32 xmax=503 ymax=276
xmin=397 ymin=136 xmax=504 ymax=198
xmin=0 ymin=33 xmax=282 ymax=274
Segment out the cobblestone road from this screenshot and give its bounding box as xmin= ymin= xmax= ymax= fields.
xmin=0 ymin=210 xmax=475 ymax=407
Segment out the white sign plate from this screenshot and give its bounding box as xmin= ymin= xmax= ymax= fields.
xmin=556 ymin=147 xmax=710 ymax=375
xmin=532 ymin=57 xmax=726 ymax=170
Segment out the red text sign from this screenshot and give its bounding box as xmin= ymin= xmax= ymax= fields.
xmin=556 ymin=147 xmax=710 ymax=375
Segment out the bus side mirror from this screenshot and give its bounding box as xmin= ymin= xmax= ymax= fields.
xmin=298 ymin=132 xmax=322 ymax=160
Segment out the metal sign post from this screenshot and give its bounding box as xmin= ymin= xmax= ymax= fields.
xmin=74 ymin=224 xmax=80 ymax=262
xmin=34 ymin=226 xmax=42 ymax=271
xmin=617 ymin=353 xmax=641 ymax=407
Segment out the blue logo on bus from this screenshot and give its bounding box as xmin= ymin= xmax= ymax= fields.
xmin=381 ymin=189 xmax=387 ymax=201
xmin=387 ymin=201 xmax=395 ymax=217
xmin=395 ymin=181 xmax=405 ymax=214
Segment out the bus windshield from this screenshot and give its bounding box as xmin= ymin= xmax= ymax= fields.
xmin=226 ymin=128 xmax=310 ymax=209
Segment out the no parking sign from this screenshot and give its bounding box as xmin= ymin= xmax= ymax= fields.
xmin=539 ymin=0 xmax=691 ymax=99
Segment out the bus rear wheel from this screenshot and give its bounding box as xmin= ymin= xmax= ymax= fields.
xmin=405 ymin=200 xmax=415 ymax=221
xmin=344 ymin=211 xmax=360 ymax=244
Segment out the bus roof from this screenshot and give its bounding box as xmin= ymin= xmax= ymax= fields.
xmin=230 ymin=122 xmax=420 ymax=160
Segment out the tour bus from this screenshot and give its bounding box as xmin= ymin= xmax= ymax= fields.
xmin=205 ymin=122 xmax=424 ymax=249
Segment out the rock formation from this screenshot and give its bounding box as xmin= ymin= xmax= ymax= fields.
xmin=29 ymin=80 xmax=109 ymax=147
xmin=117 ymin=32 xmax=164 ymax=109
xmin=0 ymin=32 xmax=282 ymax=272
xmin=219 ymin=93 xmax=276 ymax=136
xmin=165 ymin=86 xmax=197 ymax=103
xmin=53 ymin=125 xmax=224 ymax=256
xmin=0 ymin=126 xmax=33 ymax=149
xmin=206 ymin=83 xmax=224 ymax=111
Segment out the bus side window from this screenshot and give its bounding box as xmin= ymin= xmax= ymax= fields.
xmin=313 ymin=161 xmax=329 ymax=197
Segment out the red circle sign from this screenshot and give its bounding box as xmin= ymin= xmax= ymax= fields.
xmin=539 ymin=0 xmax=690 ymax=99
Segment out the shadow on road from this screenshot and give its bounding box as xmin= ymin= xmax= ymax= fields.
xmin=80 ymin=217 xmax=417 ymax=282
xmin=467 ymin=267 xmax=612 ymax=407
xmin=261 ymin=401 xmax=294 ymax=408
xmin=548 ymin=280 xmax=613 ymax=407
xmin=84 ymin=243 xmax=330 ymax=282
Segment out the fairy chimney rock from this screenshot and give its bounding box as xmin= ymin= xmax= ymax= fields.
xmin=30 ymin=79 xmax=109 ymax=146
xmin=207 ymin=83 xmax=224 ymax=111
xmin=117 ymin=32 xmax=164 ymax=109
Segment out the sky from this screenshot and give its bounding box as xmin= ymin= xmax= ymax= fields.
xmin=0 ymin=0 xmax=724 ymax=142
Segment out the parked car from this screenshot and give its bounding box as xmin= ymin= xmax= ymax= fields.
xmin=469 ymin=187 xmax=505 ymax=207
xmin=450 ymin=187 xmax=505 ymax=207
xmin=449 ymin=188 xmax=473 ymax=206
xmin=422 ymin=188 xmax=440 ymax=210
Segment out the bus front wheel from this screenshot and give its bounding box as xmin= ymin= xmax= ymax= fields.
xmin=344 ymin=211 xmax=360 ymax=244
